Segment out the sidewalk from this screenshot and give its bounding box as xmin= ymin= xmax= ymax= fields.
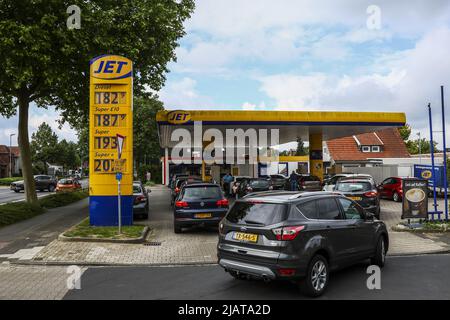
xmin=7 ymin=187 xmax=450 ymax=266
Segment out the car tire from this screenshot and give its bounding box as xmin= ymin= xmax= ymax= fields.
xmin=48 ymin=185 xmax=55 ymax=192
xmin=371 ymin=236 xmax=386 ymax=268
xmin=14 ymin=190 xmax=19 ymax=193
xmin=393 ymin=192 xmax=400 ymax=202
xmin=299 ymin=254 xmax=329 ymax=297
xmin=174 ymin=223 xmax=182 ymax=234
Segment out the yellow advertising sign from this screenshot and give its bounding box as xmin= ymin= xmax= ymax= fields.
xmin=89 ymin=55 xmax=133 ymax=196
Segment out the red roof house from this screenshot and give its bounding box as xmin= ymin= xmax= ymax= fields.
xmin=326 ymin=128 xmax=410 ymax=163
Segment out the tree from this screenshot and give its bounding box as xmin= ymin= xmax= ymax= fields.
xmin=0 ymin=0 xmax=195 ymax=204
xmin=30 ymin=123 xmax=59 ymax=174
xmin=295 ymin=137 xmax=309 ymax=156
xmin=398 ymin=124 xmax=411 ymax=141
xmin=56 ymin=139 xmax=79 ymax=171
xmin=133 ymin=96 xmax=164 ymax=182
xmin=406 ymin=138 xmax=438 ymax=155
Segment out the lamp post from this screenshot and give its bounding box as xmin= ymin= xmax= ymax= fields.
xmin=9 ymin=133 xmax=15 ymax=177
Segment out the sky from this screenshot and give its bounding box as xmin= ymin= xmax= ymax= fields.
xmin=1 ymin=0 xmax=450 ymax=148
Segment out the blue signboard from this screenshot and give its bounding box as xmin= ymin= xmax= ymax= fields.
xmin=413 ymin=164 xmax=445 ymax=188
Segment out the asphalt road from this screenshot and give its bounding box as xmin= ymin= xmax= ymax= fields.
xmin=0 ymin=187 xmax=54 ymax=204
xmin=0 ymin=197 xmax=88 ymax=256
xmin=64 ymin=254 xmax=450 ymax=300
xmin=0 ymin=179 xmax=89 ymax=205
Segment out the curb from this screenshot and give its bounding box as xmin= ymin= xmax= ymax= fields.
xmin=58 ymin=226 xmax=150 ymax=244
xmin=387 ymin=248 xmax=450 ymax=257
xmin=10 ymin=259 xmax=218 ymax=268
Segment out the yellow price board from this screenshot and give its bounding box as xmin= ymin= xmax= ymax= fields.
xmin=89 ymin=55 xmax=133 ymax=226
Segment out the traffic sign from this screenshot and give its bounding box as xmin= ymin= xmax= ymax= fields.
xmin=116 ymin=172 xmax=123 ymax=181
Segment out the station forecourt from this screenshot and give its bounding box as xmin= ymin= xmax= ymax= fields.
xmin=156 ymin=110 xmax=406 ymax=185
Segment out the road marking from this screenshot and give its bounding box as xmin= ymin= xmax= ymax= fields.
xmin=0 ymin=246 xmax=45 ymax=260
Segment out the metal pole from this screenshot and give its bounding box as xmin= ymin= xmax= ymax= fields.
xmin=441 ymin=86 xmax=448 ymax=221
xmin=429 ymin=104 xmax=438 ymax=221
xmin=118 ymin=179 xmax=122 ymax=234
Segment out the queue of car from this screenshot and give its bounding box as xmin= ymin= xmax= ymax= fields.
xmin=168 ymin=171 xmax=395 ymax=297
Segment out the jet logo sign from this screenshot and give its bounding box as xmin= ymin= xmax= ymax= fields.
xmin=167 ymin=110 xmax=191 ymax=124
xmin=90 ymin=55 xmax=133 ymax=80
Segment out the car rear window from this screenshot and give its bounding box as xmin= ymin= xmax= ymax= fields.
xmin=133 ymin=185 xmax=142 ymax=193
xmin=182 ymin=186 xmax=222 ymax=200
xmin=249 ymin=180 xmax=269 ymax=188
xmin=336 ymin=181 xmax=372 ymax=192
xmin=226 ymin=202 xmax=287 ymax=226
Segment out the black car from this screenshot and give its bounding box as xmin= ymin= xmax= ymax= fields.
xmin=10 ymin=175 xmax=57 ymax=193
xmin=171 ymin=176 xmax=202 ymax=206
xmin=173 ymin=183 xmax=229 ymax=233
xmin=237 ymin=178 xmax=273 ymax=197
xmin=133 ymin=182 xmax=149 ymax=219
xmin=268 ymin=174 xmax=287 ymax=190
xmin=335 ymin=178 xmax=381 ymax=218
xmin=217 ymin=191 xmax=388 ymax=297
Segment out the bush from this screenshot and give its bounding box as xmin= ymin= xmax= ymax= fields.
xmin=0 ymin=190 xmax=89 ymax=227
xmin=0 ymin=177 xmax=23 ymax=186
xmin=0 ymin=202 xmax=44 ymax=227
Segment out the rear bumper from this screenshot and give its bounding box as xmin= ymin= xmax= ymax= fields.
xmin=174 ymin=208 xmax=228 ymax=226
xmin=10 ymin=185 xmax=23 ymax=191
xmin=219 ymin=258 xmax=277 ymax=280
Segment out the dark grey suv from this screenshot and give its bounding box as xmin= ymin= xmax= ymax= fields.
xmin=217 ymin=191 xmax=389 ymax=297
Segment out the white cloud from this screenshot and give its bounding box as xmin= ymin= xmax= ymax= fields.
xmin=158 ymin=77 xmax=215 ymax=109
xmin=257 ymin=27 xmax=450 ymax=145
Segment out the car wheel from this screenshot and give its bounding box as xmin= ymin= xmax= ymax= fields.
xmin=174 ymin=223 xmax=182 ymax=234
xmin=48 ymin=185 xmax=55 ymax=192
xmin=14 ymin=190 xmax=19 ymax=193
xmin=299 ymin=254 xmax=329 ymax=297
xmin=393 ymin=192 xmax=400 ymax=202
xmin=371 ymin=236 xmax=386 ymax=268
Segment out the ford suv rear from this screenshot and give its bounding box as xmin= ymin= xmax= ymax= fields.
xmin=217 ymin=191 xmax=389 ymax=297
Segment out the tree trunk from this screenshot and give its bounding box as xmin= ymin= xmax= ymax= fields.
xmin=18 ymin=94 xmax=39 ymax=206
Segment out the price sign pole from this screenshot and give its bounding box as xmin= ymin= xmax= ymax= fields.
xmin=89 ymin=55 xmax=133 ymax=226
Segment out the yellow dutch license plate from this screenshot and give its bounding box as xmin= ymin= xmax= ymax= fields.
xmin=195 ymin=213 xmax=212 ymax=219
xmin=233 ymin=232 xmax=258 ymax=243
xmin=349 ymin=196 xmax=362 ymax=201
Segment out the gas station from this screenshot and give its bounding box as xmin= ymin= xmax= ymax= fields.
xmin=157 ymin=110 xmax=406 ymax=185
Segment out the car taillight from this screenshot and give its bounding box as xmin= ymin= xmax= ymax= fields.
xmin=272 ymin=226 xmax=305 ymax=241
xmin=175 ymin=187 xmax=180 ymax=193
xmin=216 ymin=199 xmax=229 ymax=207
xmin=175 ymin=201 xmax=188 ymax=208
xmin=278 ymin=268 xmax=296 ymax=276
xmin=364 ymin=191 xmax=378 ymax=198
xmin=135 ymin=195 xmax=146 ymax=204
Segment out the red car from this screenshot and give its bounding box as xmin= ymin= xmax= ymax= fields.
xmin=377 ymin=177 xmax=404 ymax=202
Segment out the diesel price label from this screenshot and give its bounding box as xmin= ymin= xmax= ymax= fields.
xmin=177 ymin=304 xmax=271 ymax=318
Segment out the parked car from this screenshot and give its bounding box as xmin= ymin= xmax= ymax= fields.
xmin=335 ymin=178 xmax=381 ymax=218
xmin=268 ymin=174 xmax=288 ymax=190
xmin=217 ymin=191 xmax=388 ymax=297
xmin=170 ymin=173 xmax=189 ymax=189
xmin=173 ymin=183 xmax=229 ymax=233
xmin=377 ymin=177 xmax=404 ymax=202
xmin=323 ymin=174 xmax=375 ymax=191
xmin=133 ymin=182 xmax=149 ymax=219
xmin=10 ymin=175 xmax=57 ymax=193
xmin=55 ymin=178 xmax=82 ymax=192
xmin=237 ymin=178 xmax=273 ymax=197
xmin=171 ymin=176 xmax=202 ymax=206
xmin=292 ymin=174 xmax=322 ymax=191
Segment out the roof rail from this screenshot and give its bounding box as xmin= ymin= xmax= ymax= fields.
xmin=287 ymin=191 xmax=338 ymax=199
xmin=242 ymin=190 xmax=298 ymax=199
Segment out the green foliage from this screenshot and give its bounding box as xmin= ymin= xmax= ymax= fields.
xmin=133 ymin=96 xmax=164 ymax=181
xmin=30 ymin=122 xmax=80 ymax=173
xmin=63 ymin=218 xmax=145 ymax=239
xmin=0 ymin=0 xmax=195 ymax=203
xmin=406 ymin=138 xmax=438 ymax=155
xmin=39 ymin=190 xmax=88 ymax=209
xmin=0 ymin=190 xmax=87 ymax=227
xmin=398 ymin=124 xmax=411 ymax=141
xmin=295 ymin=137 xmax=309 ymax=156
xmin=0 ymin=177 xmax=23 ymax=186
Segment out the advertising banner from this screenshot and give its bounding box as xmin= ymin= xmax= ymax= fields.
xmin=401 ymin=178 xmax=428 ymax=219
